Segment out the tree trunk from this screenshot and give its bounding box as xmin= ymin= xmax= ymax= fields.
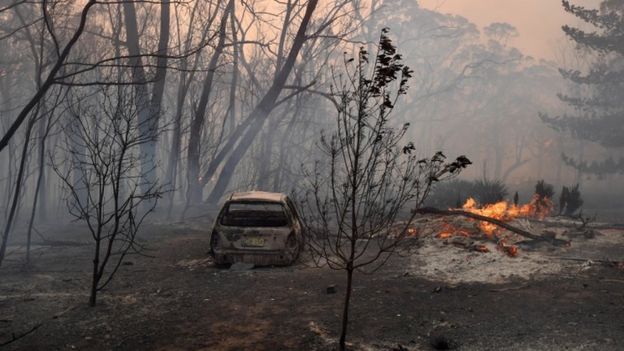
xmin=257 ymin=119 xmax=277 ymax=190
xmin=26 ymin=115 xmax=49 ymax=263
xmin=165 ymin=0 xmax=206 ymax=216
xmin=339 ymin=267 xmax=354 ymax=351
xmin=144 ymin=0 xmax=170 ymax=189
xmin=89 ymin=236 xmax=101 ymax=307
xmin=0 ymin=80 xmax=15 ymax=224
xmin=0 ymin=0 xmax=96 ymax=154
xmin=205 ymin=0 xmax=319 ymax=203
xmin=165 ymin=94 xmax=183 ymax=216
xmin=273 ymin=118 xmax=294 ymax=190
xmin=0 ymin=115 xmax=36 ymax=268
xmin=36 ymin=115 xmax=47 ymax=222
xmin=185 ymin=0 xmax=234 ymax=205
xmin=123 ymin=1 xmax=164 ymax=200
xmin=226 ymin=5 xmax=239 ymax=135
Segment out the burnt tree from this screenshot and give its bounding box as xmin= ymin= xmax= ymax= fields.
xmin=54 ymin=86 xmax=162 ymax=306
xmin=299 ymin=30 xmax=470 ymax=351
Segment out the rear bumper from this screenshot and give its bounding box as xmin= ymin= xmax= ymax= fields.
xmin=213 ymin=249 xmax=292 ymax=266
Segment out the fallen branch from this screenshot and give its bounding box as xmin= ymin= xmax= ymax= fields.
xmin=0 ymin=302 xmax=79 ymax=347
xmin=416 ymin=207 xmax=540 ymax=240
xmin=0 ymin=323 xmax=42 ymax=347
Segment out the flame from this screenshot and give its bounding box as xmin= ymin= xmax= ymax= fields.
xmin=460 ymin=194 xmax=553 ymax=237
xmin=433 ymin=194 xmax=553 ymax=256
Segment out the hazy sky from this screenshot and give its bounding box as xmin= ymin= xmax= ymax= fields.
xmin=419 ymin=0 xmax=601 ymax=61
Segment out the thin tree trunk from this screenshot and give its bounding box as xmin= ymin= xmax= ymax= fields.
xmin=26 ymin=115 xmax=49 ymax=263
xmin=145 ymin=0 xmax=170 ymax=187
xmin=0 ymin=0 xmax=96 ymax=153
xmin=226 ymin=4 xmax=239 ymax=135
xmin=257 ymin=120 xmax=276 ymax=189
xmin=273 ymin=73 xmax=306 ymax=190
xmin=205 ymin=0 xmax=319 ymax=203
xmin=185 ymin=0 xmax=234 ymax=206
xmin=89 ymin=234 xmax=101 ymax=307
xmin=0 ymin=115 xmax=36 ymax=268
xmin=165 ymin=0 xmax=205 ymax=216
xmin=339 ymin=267 xmax=354 ymax=351
xmin=36 ymin=116 xmax=47 ymax=222
xmin=123 ymin=0 xmax=170 ymax=199
xmin=0 ymin=81 xmax=15 ymax=223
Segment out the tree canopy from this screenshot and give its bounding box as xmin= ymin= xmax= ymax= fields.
xmin=542 ymin=0 xmax=624 ymax=174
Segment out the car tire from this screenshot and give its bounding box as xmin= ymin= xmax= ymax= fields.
xmin=284 ymin=234 xmax=301 ymax=265
xmin=210 ymin=232 xmax=229 ymax=268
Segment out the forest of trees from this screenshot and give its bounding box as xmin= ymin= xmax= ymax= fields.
xmin=0 ymin=0 xmax=621 ymax=267
xmin=542 ymin=0 xmax=624 ymax=176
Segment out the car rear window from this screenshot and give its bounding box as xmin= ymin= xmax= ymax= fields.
xmin=220 ymin=202 xmax=289 ymax=227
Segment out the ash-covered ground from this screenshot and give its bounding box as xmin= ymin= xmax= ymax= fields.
xmin=1 ymin=214 xmax=623 ymax=350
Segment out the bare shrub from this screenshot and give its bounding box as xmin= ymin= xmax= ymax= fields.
xmin=298 ymin=29 xmax=470 ymax=350
xmin=53 ymin=86 xmax=163 ymax=306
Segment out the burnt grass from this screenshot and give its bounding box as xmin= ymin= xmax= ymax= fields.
xmin=1 ymin=221 xmax=623 ymax=351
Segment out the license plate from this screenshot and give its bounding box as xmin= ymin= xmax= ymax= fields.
xmin=243 ymin=237 xmax=265 ymax=247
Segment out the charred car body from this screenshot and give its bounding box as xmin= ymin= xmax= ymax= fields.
xmin=210 ymin=191 xmax=304 ymax=266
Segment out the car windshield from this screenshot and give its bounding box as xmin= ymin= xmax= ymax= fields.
xmin=220 ymin=202 xmax=289 ymax=227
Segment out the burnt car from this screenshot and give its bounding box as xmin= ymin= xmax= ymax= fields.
xmin=210 ymin=191 xmax=304 ymax=266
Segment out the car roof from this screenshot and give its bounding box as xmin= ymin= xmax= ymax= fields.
xmin=228 ymin=191 xmax=287 ymax=203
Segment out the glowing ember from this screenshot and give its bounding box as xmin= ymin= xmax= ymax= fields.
xmin=435 ymin=223 xmax=472 ymax=239
xmin=498 ymin=240 xmax=519 ymax=257
xmin=473 ymin=244 xmax=490 ymax=253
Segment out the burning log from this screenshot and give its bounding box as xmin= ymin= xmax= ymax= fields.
xmin=416 ymin=207 xmax=541 ymax=240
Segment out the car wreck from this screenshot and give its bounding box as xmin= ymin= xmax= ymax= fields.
xmin=209 ymin=191 xmax=304 ymax=266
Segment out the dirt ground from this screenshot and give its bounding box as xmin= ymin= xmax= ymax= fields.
xmin=1 ymin=215 xmax=623 ymax=351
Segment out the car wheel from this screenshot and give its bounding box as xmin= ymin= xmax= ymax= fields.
xmin=210 ymin=232 xmax=219 ymax=256
xmin=284 ymin=234 xmax=301 ymax=265
xmin=210 ymin=232 xmax=229 ymax=268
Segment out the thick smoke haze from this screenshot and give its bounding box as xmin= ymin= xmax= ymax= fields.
xmin=0 ymin=1 xmax=623 ymax=349
xmin=421 ymin=0 xmax=602 ymax=60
